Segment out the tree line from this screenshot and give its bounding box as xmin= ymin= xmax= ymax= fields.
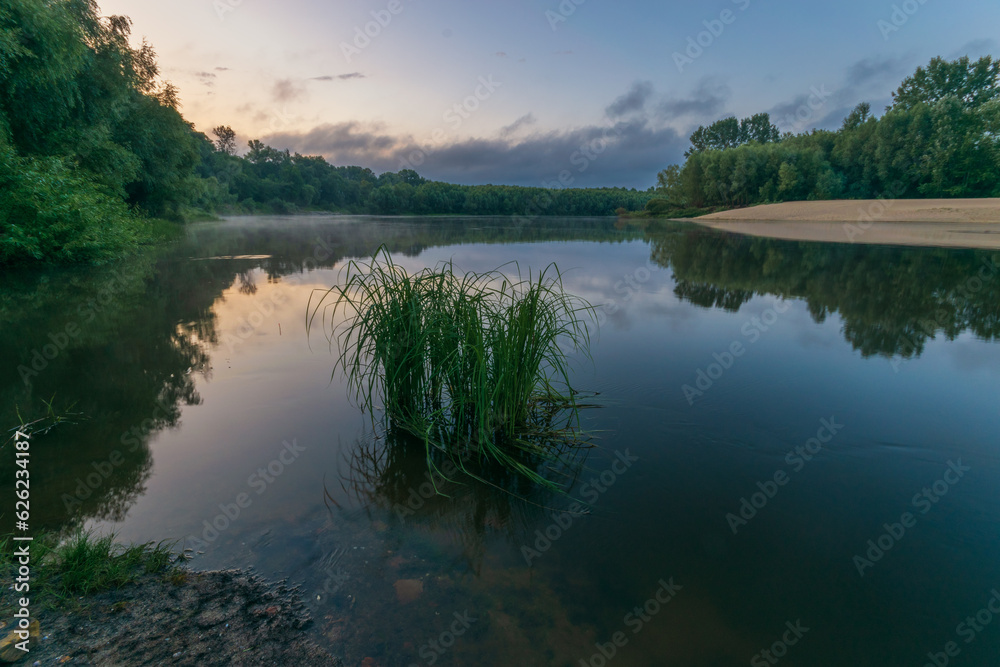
xmin=651 ymin=55 xmax=1000 ymax=211
xmin=0 ymin=0 xmax=650 ymax=265
xmin=200 ymin=135 xmax=650 ymax=218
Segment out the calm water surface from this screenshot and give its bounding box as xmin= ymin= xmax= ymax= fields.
xmin=3 ymin=216 xmax=1000 ymax=666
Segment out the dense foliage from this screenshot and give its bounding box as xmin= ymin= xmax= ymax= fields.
xmin=652 ymin=55 xmax=1000 ymax=211
xmin=0 ymin=1 xmax=648 ymax=265
xmin=5 ymin=0 xmax=997 ymax=264
xmin=0 ymin=0 xmax=210 ymax=264
xmin=198 ymin=136 xmax=651 ymax=218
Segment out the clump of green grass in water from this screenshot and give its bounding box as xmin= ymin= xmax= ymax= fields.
xmin=308 ymin=246 xmax=596 ymax=492
xmin=0 ymin=532 xmax=180 ymax=609
xmin=6 ymin=396 xmax=84 ymax=441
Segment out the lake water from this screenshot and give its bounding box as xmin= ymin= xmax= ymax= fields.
xmin=3 ymin=216 xmax=1000 ymax=666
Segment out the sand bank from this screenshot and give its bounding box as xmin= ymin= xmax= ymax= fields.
xmin=692 ymin=199 xmax=1000 ymax=249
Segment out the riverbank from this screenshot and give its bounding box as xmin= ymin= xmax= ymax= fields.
xmin=0 ymin=567 xmax=341 ymax=665
xmin=691 ymin=199 xmax=1000 ymax=249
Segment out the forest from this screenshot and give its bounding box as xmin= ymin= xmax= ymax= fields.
xmin=3 ymin=0 xmax=997 ymax=265
xmin=0 ymin=0 xmax=648 ymax=265
xmin=198 ymin=137 xmax=651 ymax=219
xmin=650 ymin=55 xmax=1000 ymax=212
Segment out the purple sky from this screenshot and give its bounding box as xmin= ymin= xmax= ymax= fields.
xmin=101 ymin=0 xmax=998 ymax=188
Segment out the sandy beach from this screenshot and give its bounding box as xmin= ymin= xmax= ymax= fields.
xmin=693 ymin=199 xmax=1000 ymax=248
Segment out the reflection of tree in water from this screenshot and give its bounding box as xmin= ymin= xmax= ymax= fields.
xmin=0 ymin=218 xmax=636 ymax=537
xmin=0 ymin=252 xmax=225 ymax=534
xmin=337 ymin=428 xmax=591 ymax=573
xmin=646 ymin=222 xmax=1000 ymax=358
xmin=236 ymin=269 xmax=258 ymax=296
xmin=673 ymin=280 xmax=753 ymax=311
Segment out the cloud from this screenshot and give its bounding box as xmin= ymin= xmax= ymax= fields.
xmin=272 ymin=78 xmax=307 ymax=102
xmin=500 ymin=113 xmax=537 ymax=138
xmin=496 ymin=51 xmax=507 ymax=58
xmin=844 ymin=54 xmax=909 ymax=90
xmin=948 ymin=38 xmax=997 ymax=60
xmin=195 ymin=71 xmax=217 ymax=88
xmin=606 ymin=81 xmax=654 ymax=118
xmin=215 ymin=67 xmax=230 ymax=72
xmin=255 ymin=83 xmax=698 ymax=189
xmin=657 ymin=78 xmax=731 ymax=119
xmin=553 ymin=50 xmax=573 ymax=55
xmin=313 ymin=73 xmax=366 ymax=81
xmin=769 ymin=54 xmax=911 ymax=132
xmin=263 ymin=117 xmax=684 ymax=189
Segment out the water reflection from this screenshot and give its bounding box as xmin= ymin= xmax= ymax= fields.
xmin=643 ymin=221 xmax=1000 ymax=358
xmin=4 ymin=216 xmax=1000 ymax=536
xmin=0 ymin=253 xmax=212 ymax=533
xmin=3 ymin=216 xmax=1000 ymax=665
xmin=337 ymin=428 xmax=591 ymax=574
xmin=0 ymin=217 xmax=643 ymax=536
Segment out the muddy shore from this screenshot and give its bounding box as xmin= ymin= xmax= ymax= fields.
xmin=1 ymin=568 xmax=342 ymax=666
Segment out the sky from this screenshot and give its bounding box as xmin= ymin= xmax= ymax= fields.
xmin=100 ymin=0 xmax=999 ymax=189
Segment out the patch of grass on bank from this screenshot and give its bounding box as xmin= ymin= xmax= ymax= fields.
xmin=0 ymin=532 xmax=183 ymax=610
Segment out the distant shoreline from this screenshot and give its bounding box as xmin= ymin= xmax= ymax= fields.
xmin=697 ymin=199 xmax=1000 ymax=223
xmin=689 ymin=199 xmax=1000 ymax=249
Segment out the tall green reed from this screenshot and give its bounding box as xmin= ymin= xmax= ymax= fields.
xmin=307 ymin=246 xmax=595 ymax=490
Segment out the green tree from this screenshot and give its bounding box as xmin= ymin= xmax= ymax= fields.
xmin=212 ymin=125 xmax=237 ymax=155
xmin=841 ymin=102 xmax=872 ymax=131
xmin=891 ymin=55 xmax=999 ymax=110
